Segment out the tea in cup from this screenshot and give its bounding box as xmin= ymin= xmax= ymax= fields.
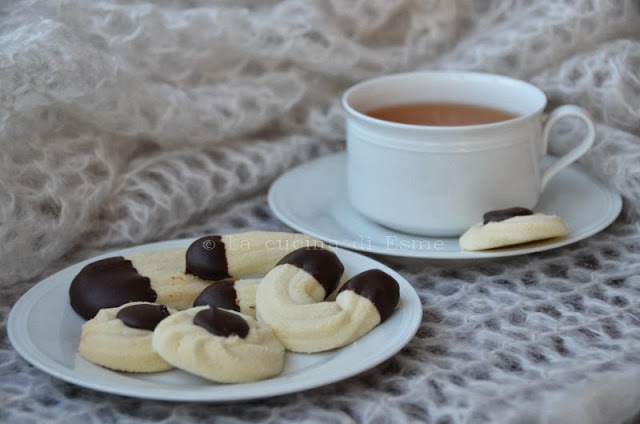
xmin=342 ymin=71 xmax=595 ymax=236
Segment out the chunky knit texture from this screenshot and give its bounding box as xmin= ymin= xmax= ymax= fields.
xmin=2 ymin=1 xmax=640 ymax=423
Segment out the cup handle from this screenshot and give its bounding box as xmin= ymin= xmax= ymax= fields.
xmin=540 ymin=105 xmax=595 ymax=191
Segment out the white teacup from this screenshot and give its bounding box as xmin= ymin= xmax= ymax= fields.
xmin=342 ymin=71 xmax=595 ymax=237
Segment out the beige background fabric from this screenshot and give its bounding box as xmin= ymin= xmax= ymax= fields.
xmin=2 ymin=1 xmax=640 ymax=423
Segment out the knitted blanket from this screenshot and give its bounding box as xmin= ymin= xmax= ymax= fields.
xmin=2 ymin=1 xmax=640 ymax=423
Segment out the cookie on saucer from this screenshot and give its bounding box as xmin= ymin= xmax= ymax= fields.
xmin=459 ymin=207 xmax=568 ymax=251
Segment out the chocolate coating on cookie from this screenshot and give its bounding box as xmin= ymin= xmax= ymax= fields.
xmin=340 ymin=269 xmax=399 ymax=322
xmin=193 ymin=306 xmax=249 ymax=338
xmin=69 ymin=257 xmax=157 ymax=320
xmin=276 ymin=248 xmax=344 ymax=298
xmin=116 ymin=304 xmax=170 ymax=331
xmin=185 ymin=236 xmax=230 ymax=281
xmin=193 ymin=281 xmax=239 ymax=312
xmin=483 ymin=207 xmax=534 ymax=224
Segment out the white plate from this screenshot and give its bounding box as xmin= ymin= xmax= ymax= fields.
xmin=8 ymin=240 xmax=421 ymax=402
xmin=268 ymin=152 xmax=622 ymax=259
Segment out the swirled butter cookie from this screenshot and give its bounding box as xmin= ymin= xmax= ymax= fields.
xmin=152 ymin=306 xmax=285 ymax=383
xmin=78 ymin=302 xmax=176 ymax=372
xmin=256 ymin=247 xmax=400 ymax=353
xmin=459 ymin=207 xmax=569 ymax=251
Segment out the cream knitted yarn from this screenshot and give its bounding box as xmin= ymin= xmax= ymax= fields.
xmin=2 ymin=1 xmax=640 ymax=423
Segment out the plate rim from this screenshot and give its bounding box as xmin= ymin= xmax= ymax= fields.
xmin=268 ymin=152 xmax=623 ymax=260
xmin=8 ymin=239 xmax=422 ymax=402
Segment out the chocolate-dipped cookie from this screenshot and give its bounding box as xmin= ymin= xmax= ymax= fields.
xmin=78 ymin=302 xmax=176 ymax=372
xmin=186 ymin=232 xmax=325 ymax=281
xmin=69 ymin=257 xmax=157 ymax=320
xmin=70 ymin=232 xmax=326 ymax=319
xmin=152 ymin=306 xmax=285 ymax=383
xmin=69 ymin=249 xmax=214 ymax=317
xmin=460 ymin=207 xmax=568 ymax=251
xmin=255 ymin=247 xmax=399 ymax=353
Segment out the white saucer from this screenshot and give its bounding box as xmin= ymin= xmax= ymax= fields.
xmin=8 ymin=239 xmax=421 ymax=402
xmin=268 ymin=152 xmax=622 ymax=259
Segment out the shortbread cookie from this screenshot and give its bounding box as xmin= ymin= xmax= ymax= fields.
xmin=70 ymin=232 xmax=324 ymax=319
xmin=78 ymin=302 xmax=176 ymax=372
xmin=193 ymin=278 xmax=259 ymax=317
xmin=70 ymin=257 xmax=158 ymax=320
xmin=128 ymin=248 xmax=213 ymax=311
xmin=256 ymin=247 xmax=400 ymax=353
xmin=70 ymin=250 xmax=213 ymax=319
xmin=459 ymin=207 xmax=569 ymax=251
xmin=185 ymin=232 xmax=325 ymax=281
xmin=152 ymin=306 xmax=285 ymax=383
